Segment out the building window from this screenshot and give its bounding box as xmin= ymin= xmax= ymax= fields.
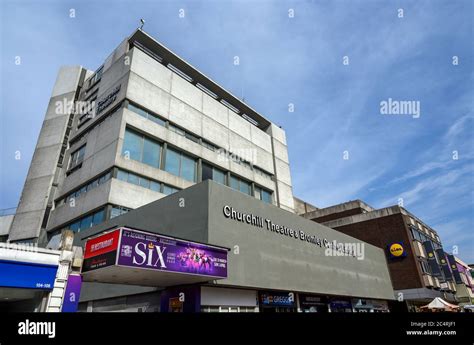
xmin=143 ymin=137 xmax=161 ymax=168
xmin=230 ymin=175 xmax=239 ymax=190
xmin=162 ymin=185 xmax=179 ymax=195
xmin=168 ymin=124 xmax=185 ymax=136
xmin=255 ymin=186 xmax=273 ymax=204
xmin=419 ymin=260 xmax=432 ymax=275
xmin=254 ymin=166 xmax=273 ymax=180
xmin=64 ymin=208 xmax=106 ymax=233
xmin=201 ymin=163 xmax=226 ymax=185
xmin=150 ymin=181 xmax=160 ymax=192
xmin=229 ymin=175 xmax=251 ymax=196
xmin=165 ymin=148 xmax=196 ymax=182
xmin=88 ymin=65 xmax=103 ymax=88
xmin=58 ymin=170 xmax=112 ymax=205
xmin=122 ymin=129 xmax=143 ymax=161
xmin=127 ymin=103 xmax=166 ymax=127
xmin=110 ymin=206 xmax=130 ymax=219
xmin=122 ymin=128 xmax=162 ymax=168
xmin=411 ymin=229 xmax=422 ymax=242
xmin=116 ymin=168 xmax=180 ymax=196
xmin=201 ymin=140 xmax=218 ymax=152
xmin=185 ymin=132 xmax=200 ymax=143
xmin=261 ymin=190 xmax=272 ymax=204
xmin=68 ymin=145 xmax=86 ymax=170
xmin=213 ymin=168 xmax=226 ymax=185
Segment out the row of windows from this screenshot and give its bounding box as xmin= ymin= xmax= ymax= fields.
xmin=202 ymin=163 xmax=272 ymax=203
xmin=410 ymin=227 xmax=441 ymax=248
xmin=116 ymin=169 xmax=179 ymax=195
xmin=59 ymin=205 xmax=131 ymax=233
xmin=68 ymin=100 xmax=273 ymax=182
xmin=123 ymin=127 xmax=273 ymax=202
xmin=58 ymin=170 xmax=112 ymax=205
xmin=66 ymin=208 xmax=106 ymax=233
xmin=122 ymin=128 xmax=197 ymax=182
xmin=128 ymin=103 xmax=166 ymax=127
xmin=127 ymin=102 xmax=273 ymax=180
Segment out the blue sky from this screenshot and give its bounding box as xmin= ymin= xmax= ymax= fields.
xmin=1 ymin=0 xmax=473 ymax=262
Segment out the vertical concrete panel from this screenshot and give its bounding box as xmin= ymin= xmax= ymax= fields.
xmin=9 ymin=66 xmax=84 ymax=242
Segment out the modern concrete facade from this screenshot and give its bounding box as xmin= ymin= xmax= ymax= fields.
xmin=73 ymin=181 xmax=394 ymax=312
xmin=8 ymin=66 xmax=89 ymax=243
xmin=303 ymin=200 xmax=458 ymax=312
xmin=7 ymin=29 xmax=295 ymax=245
xmin=293 ymin=197 xmax=318 ymax=216
xmin=454 ymin=257 xmax=474 ymax=306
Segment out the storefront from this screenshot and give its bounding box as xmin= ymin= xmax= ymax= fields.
xmin=351 ymin=298 xmax=390 ymax=313
xmin=258 ymin=291 xmax=297 ymax=313
xmin=329 ymin=298 xmax=353 ymax=313
xmin=0 ymin=243 xmax=60 ymax=312
xmin=299 ymin=294 xmax=328 ymax=313
xmin=74 ymin=180 xmax=395 ymax=312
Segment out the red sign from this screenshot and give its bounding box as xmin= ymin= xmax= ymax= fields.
xmin=84 ymin=229 xmax=120 ymax=259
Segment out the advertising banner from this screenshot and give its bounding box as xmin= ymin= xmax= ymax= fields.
xmin=84 ymin=229 xmax=120 ymax=259
xmin=422 ymin=241 xmax=443 ymax=278
xmin=117 ymin=228 xmax=228 ymax=278
xmin=61 ymin=274 xmax=82 ymax=312
xmin=435 ymin=249 xmax=453 ymax=282
xmin=82 ymin=230 xmax=121 ymax=272
xmin=446 ymin=254 xmax=463 ymax=284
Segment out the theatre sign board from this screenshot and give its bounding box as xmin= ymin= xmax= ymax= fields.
xmin=82 ymin=227 xmax=228 ymax=286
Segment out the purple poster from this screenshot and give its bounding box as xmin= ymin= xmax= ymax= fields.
xmin=117 ymin=228 xmax=228 ymax=278
xmin=61 ymin=274 xmax=82 ymax=312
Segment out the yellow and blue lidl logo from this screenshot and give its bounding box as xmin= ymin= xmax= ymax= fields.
xmin=389 ymin=243 xmax=406 ymax=258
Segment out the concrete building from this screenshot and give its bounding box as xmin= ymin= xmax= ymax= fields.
xmin=303 ymin=200 xmax=458 ymax=312
xmin=293 ymin=197 xmax=318 ymax=216
xmin=3 ymin=28 xmax=398 ymax=312
xmin=73 ymin=181 xmax=394 ymax=312
xmin=7 ymin=28 xmax=294 ymax=246
xmin=0 ymin=209 xmax=15 ymax=243
xmin=454 ymin=257 xmax=474 ymax=307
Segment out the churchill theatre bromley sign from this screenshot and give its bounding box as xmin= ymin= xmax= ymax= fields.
xmin=223 ymin=205 xmax=357 ymax=256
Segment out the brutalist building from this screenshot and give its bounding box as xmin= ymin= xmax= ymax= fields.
xmin=6 ymin=29 xmax=395 ymax=312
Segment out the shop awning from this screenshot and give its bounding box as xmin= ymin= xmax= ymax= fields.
xmin=81 ymin=227 xmax=228 ymax=287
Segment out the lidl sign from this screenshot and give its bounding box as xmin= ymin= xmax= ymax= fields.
xmin=388 ymin=242 xmax=407 ymax=259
